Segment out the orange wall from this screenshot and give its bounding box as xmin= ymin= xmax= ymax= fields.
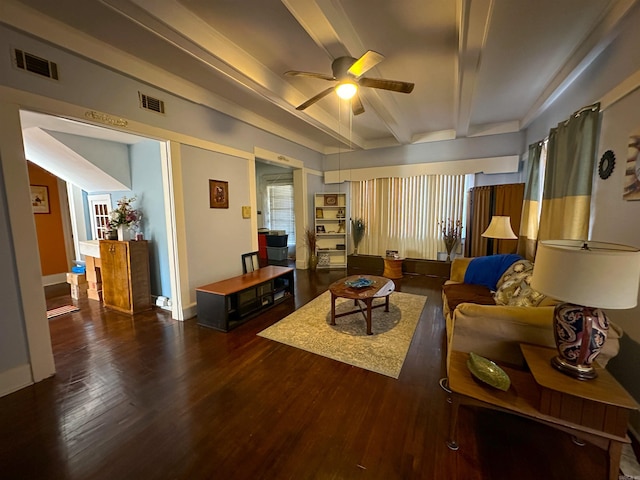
xmin=27 ymin=162 xmax=68 ymax=276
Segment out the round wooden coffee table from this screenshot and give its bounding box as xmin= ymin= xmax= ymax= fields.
xmin=328 ymin=275 xmax=395 ymax=335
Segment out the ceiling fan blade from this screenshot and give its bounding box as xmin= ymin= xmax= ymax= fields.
xmin=285 ymin=70 xmax=335 ymax=81
xmin=358 ymin=77 xmax=415 ymax=93
xmin=348 ymin=50 xmax=384 ymax=77
xmin=296 ymin=87 xmax=335 ymax=111
xmin=352 ymin=93 xmax=365 ymax=116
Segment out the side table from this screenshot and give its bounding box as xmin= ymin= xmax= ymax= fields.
xmin=382 ymin=256 xmax=404 ymax=279
xmin=445 ymin=345 xmax=638 ymax=480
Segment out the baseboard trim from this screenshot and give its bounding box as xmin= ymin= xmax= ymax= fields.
xmin=0 ymin=364 xmax=33 ymax=398
xmin=182 ymin=302 xmax=197 ymax=320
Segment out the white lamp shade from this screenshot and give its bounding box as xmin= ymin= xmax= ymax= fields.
xmin=531 ymin=239 xmax=640 ymax=309
xmin=481 ymin=216 xmax=517 ymax=239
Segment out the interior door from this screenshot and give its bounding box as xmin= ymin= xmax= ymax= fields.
xmin=88 ymin=194 xmax=112 ymax=240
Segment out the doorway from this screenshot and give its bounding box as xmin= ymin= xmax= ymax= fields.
xmin=20 ymin=110 xmax=176 ymax=310
xmin=256 ymin=160 xmax=296 ymax=262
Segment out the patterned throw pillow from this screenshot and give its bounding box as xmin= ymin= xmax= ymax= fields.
xmin=494 ymin=259 xmax=546 ymax=307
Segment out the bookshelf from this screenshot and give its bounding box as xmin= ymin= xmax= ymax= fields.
xmin=314 ymin=192 xmax=347 ymax=269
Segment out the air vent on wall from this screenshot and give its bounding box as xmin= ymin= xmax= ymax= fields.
xmin=138 ymin=92 xmax=165 ymax=114
xmin=13 ymin=49 xmax=58 ymax=80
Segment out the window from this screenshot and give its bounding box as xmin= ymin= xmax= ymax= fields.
xmin=350 ymin=174 xmax=466 ymax=259
xmin=87 ymin=194 xmax=111 ymax=239
xmin=263 ymin=174 xmax=295 ymax=246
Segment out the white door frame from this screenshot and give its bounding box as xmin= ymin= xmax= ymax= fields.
xmin=253 ymin=147 xmax=308 ymax=269
xmin=0 ymin=87 xmax=187 ymax=388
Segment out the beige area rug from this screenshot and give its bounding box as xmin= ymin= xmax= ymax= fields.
xmin=257 ymin=291 xmax=428 ymax=378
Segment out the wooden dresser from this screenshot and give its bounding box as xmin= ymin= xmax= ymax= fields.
xmin=99 ymin=240 xmax=152 ymax=314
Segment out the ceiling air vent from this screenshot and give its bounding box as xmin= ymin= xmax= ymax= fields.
xmin=138 ymin=92 xmax=165 ymax=114
xmin=13 ymin=49 xmax=58 ymax=80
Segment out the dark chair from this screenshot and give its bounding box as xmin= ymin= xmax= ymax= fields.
xmin=242 ymin=251 xmax=260 ymax=273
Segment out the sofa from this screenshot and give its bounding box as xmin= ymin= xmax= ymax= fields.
xmin=442 ymin=255 xmax=622 ymax=372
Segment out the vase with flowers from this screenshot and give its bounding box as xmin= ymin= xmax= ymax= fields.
xmin=439 ymin=218 xmax=463 ymax=261
xmin=108 ymin=196 xmax=142 ymax=241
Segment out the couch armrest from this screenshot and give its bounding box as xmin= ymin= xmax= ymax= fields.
xmin=450 ymin=257 xmax=473 ymax=283
xmin=445 ymin=303 xmax=621 ymax=373
xmin=448 ymin=304 xmax=555 ymax=369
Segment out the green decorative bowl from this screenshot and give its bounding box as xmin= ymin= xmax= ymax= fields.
xmin=467 ymin=352 xmax=511 ymax=391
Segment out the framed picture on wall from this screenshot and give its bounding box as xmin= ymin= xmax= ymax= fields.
xmin=209 ymin=179 xmax=229 ymax=208
xmin=30 ymin=185 xmax=50 ymax=214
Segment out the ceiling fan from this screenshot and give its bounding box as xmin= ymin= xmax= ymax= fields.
xmin=285 ymin=50 xmax=414 ymax=115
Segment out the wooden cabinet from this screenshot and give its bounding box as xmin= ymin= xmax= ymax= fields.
xmin=314 ymin=192 xmax=347 ymax=268
xmin=99 ymin=240 xmax=152 ymax=314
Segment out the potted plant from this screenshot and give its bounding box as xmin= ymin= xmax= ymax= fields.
xmin=305 ymin=228 xmax=318 ymax=270
xmin=351 ymin=218 xmax=366 ymax=255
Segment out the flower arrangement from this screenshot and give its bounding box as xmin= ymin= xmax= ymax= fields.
xmin=108 ymin=196 xmax=142 ymax=231
xmin=439 ymin=218 xmax=463 ymax=260
xmin=351 ymin=218 xmax=366 ymax=254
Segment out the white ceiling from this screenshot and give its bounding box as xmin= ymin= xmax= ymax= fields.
xmin=5 ymin=0 xmax=638 ymax=153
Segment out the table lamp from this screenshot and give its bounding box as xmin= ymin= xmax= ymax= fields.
xmin=531 ymin=240 xmax=640 ymax=380
xmin=482 ymin=216 xmax=517 ymax=255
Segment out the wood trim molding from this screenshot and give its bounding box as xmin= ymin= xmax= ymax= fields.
xmin=324 ymin=155 xmax=519 ymax=183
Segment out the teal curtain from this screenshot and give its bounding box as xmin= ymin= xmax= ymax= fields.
xmin=517 ymin=142 xmax=543 ymax=260
xmin=538 ymin=103 xmax=600 ymax=241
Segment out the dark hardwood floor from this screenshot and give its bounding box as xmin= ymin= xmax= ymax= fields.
xmin=1 ymin=268 xmax=613 ymax=479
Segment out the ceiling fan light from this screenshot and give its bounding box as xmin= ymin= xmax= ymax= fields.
xmin=335 ymin=82 xmax=357 ymax=100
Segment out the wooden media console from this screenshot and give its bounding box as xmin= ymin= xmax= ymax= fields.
xmin=196 ymin=266 xmax=294 ymax=332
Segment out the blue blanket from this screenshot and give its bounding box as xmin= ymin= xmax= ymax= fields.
xmin=463 ymin=254 xmax=522 ymax=291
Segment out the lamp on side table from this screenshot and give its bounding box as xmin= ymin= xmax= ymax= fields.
xmin=531 ymin=240 xmax=640 ymax=380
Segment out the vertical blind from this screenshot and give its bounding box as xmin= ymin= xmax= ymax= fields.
xmin=350 ymin=174 xmax=466 ymax=259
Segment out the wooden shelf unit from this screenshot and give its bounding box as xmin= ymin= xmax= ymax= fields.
xmin=196 ymin=266 xmax=295 ymax=332
xmin=314 ymin=192 xmax=347 ymax=269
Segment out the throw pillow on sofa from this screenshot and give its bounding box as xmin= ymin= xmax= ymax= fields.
xmin=494 ymin=259 xmax=546 ymax=307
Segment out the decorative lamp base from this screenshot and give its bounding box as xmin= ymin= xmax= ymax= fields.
xmin=550 ymin=355 xmax=598 ymax=380
xmin=552 ymin=302 xmax=608 ymax=381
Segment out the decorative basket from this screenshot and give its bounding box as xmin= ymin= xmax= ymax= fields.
xmin=318 ymin=253 xmax=331 ymax=266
